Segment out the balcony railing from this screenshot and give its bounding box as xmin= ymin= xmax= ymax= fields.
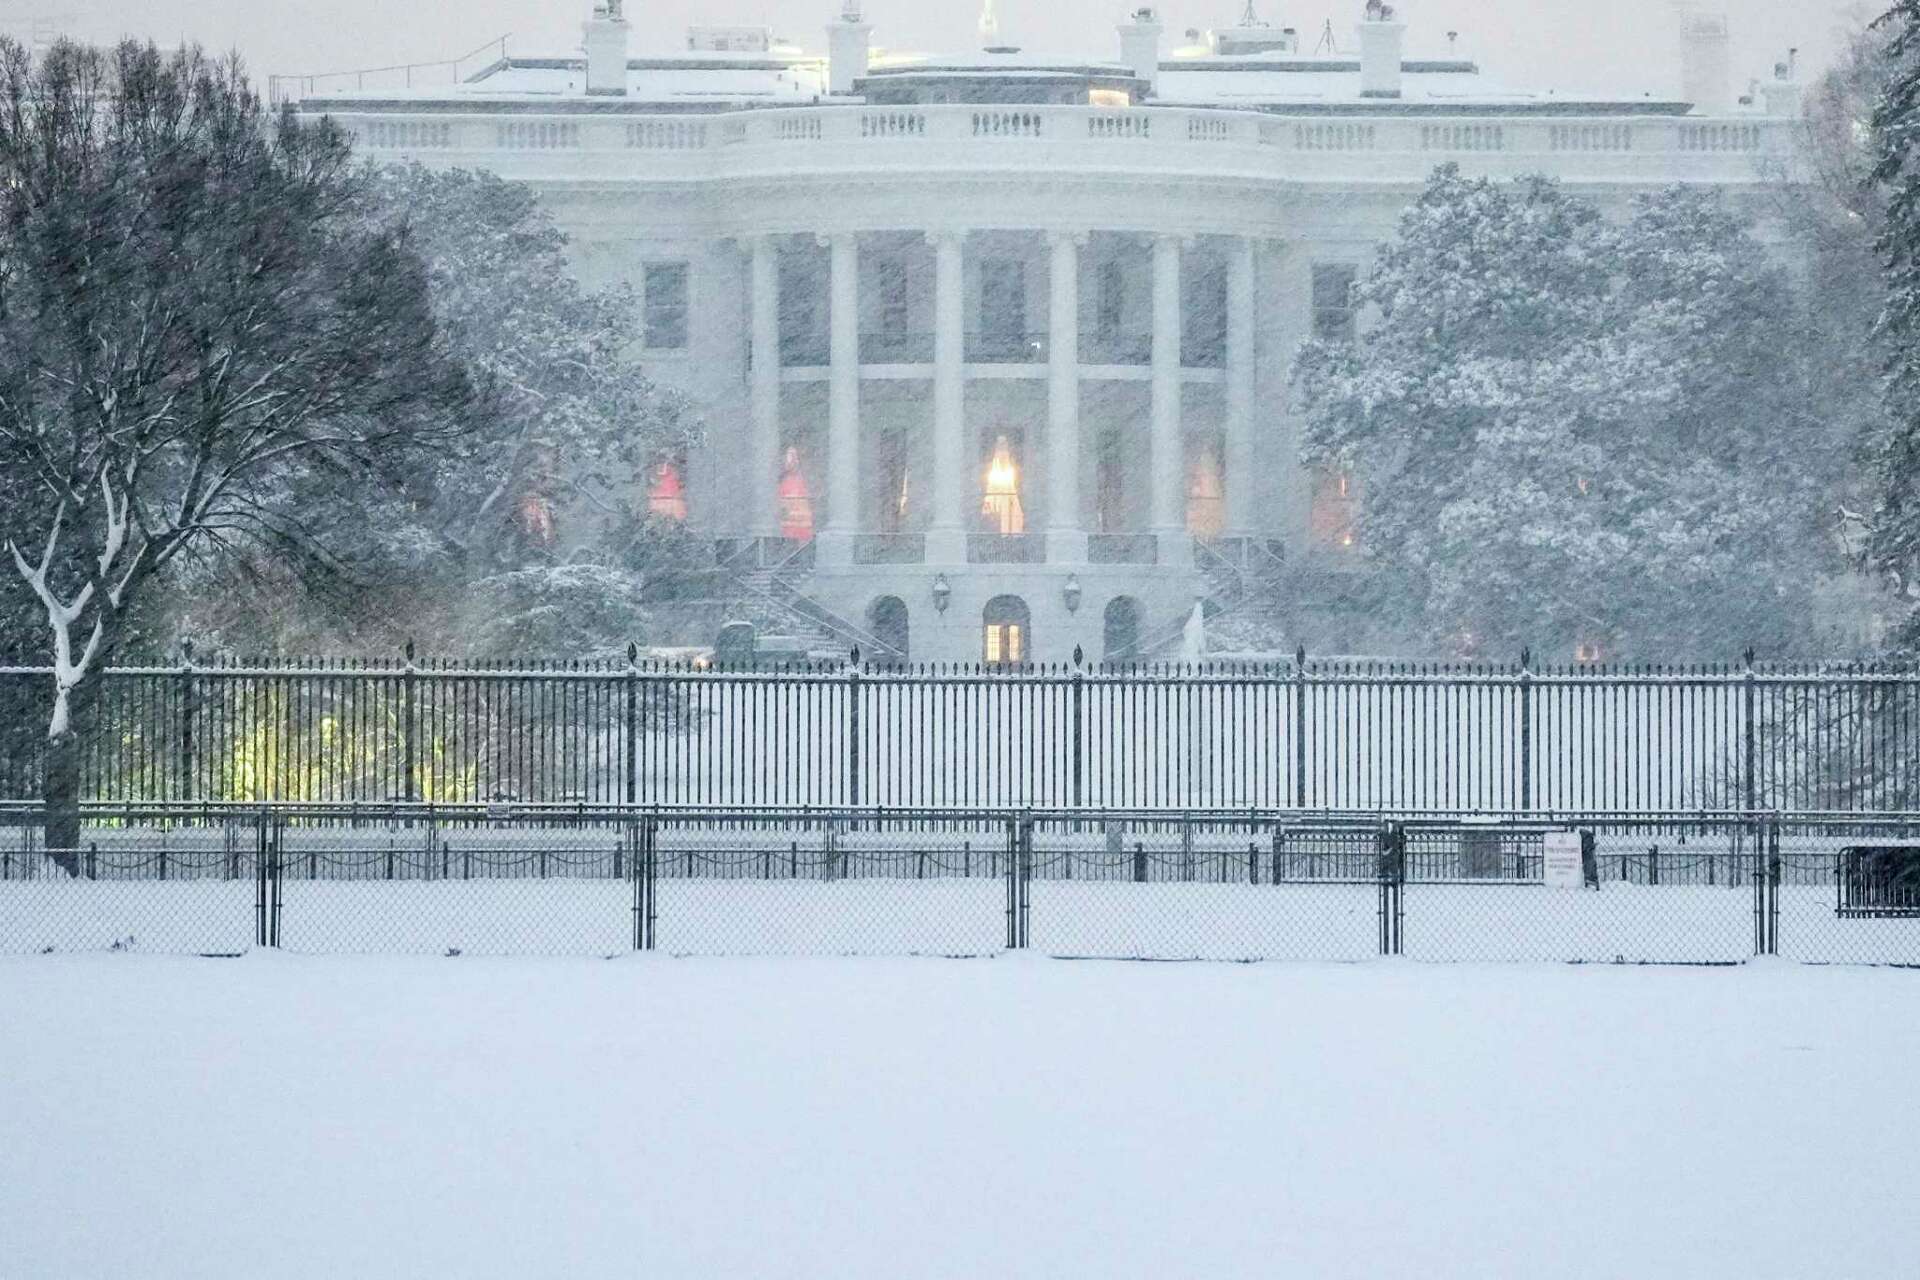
xmin=968 ymin=533 xmax=1042 ymax=564
xmin=1082 ymin=333 xmax=1151 ymax=366
xmin=860 ymin=330 xmax=934 ymax=364
xmin=854 ymin=533 xmax=927 ymax=565
xmin=966 ymin=330 xmax=1049 ymax=364
xmin=1088 ymin=533 xmax=1158 ymax=565
xmin=316 ymin=102 xmax=1800 ymax=191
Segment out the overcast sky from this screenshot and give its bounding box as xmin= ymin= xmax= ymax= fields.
xmin=0 ymin=0 xmax=1881 ymax=98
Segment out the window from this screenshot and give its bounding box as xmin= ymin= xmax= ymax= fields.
xmin=647 ymin=460 xmax=688 ymax=522
xmin=983 ymin=595 xmax=1031 ymax=667
xmin=1183 ymin=260 xmax=1227 ymax=366
xmin=1186 ymin=443 xmax=1224 ymax=537
xmin=1096 ymin=260 xmax=1125 ymax=338
xmin=979 ymin=258 xmax=1027 ymax=344
xmin=981 ymin=435 xmax=1025 ymax=535
xmin=1103 ymin=596 xmax=1142 ymax=663
xmin=1311 ymin=264 xmax=1358 ymax=343
xmin=644 ymin=262 xmax=690 ymax=350
xmin=1310 ymin=466 xmax=1356 ymax=550
xmin=876 ymin=256 xmax=910 ymax=335
xmin=778 ymin=446 xmax=814 ymax=541
xmin=867 ymin=596 xmax=910 ymax=665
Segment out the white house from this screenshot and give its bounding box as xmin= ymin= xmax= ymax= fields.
xmin=285 ymin=1 xmax=1803 ymax=665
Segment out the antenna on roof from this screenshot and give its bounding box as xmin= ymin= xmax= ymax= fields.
xmin=1315 ymin=17 xmax=1338 ymax=55
xmin=1240 ymin=0 xmax=1259 ymax=25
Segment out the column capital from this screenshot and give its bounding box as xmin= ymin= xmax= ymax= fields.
xmin=1045 ymin=229 xmax=1091 ymax=250
xmin=1153 ymin=232 xmax=1200 ymax=252
xmin=814 ymin=230 xmax=861 ymax=250
xmin=922 ymin=228 xmax=971 ymax=252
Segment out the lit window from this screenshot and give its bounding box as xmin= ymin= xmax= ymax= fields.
xmin=1574 ymin=641 xmax=1605 ymax=664
xmin=1310 ymin=466 xmax=1356 ymax=549
xmin=644 ymin=262 xmax=690 ymax=350
xmin=778 ymin=447 xmax=814 ymax=541
xmin=1311 ymin=264 xmax=1358 ymax=343
xmin=981 ymin=435 xmax=1025 ymax=535
xmin=1186 ymin=444 xmax=1224 ymax=538
xmin=1089 ymin=88 xmax=1131 ymax=107
xmin=516 ymin=494 xmax=556 ymax=547
xmin=647 ymin=461 xmax=688 ymax=522
xmin=983 ymin=595 xmax=1031 ymax=667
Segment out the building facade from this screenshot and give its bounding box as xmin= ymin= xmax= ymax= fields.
xmin=287 ymin=2 xmax=1803 ymax=664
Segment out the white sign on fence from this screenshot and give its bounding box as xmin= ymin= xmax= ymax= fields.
xmin=1543 ymin=831 xmax=1585 ymax=889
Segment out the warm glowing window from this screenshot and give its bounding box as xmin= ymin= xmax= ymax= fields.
xmin=981 ymin=435 xmax=1025 ymax=535
xmin=647 ymin=461 xmax=688 ymax=522
xmin=778 ymin=446 xmax=814 ymax=541
xmin=516 ymin=494 xmax=556 ymax=547
xmin=1310 ymin=466 xmax=1356 ymax=549
xmin=1089 ymin=88 xmax=1131 ymax=107
xmin=983 ymin=595 xmax=1031 ymax=666
xmin=1575 ymin=641 xmax=1605 ymax=664
xmin=1186 ymin=444 xmax=1224 ymax=537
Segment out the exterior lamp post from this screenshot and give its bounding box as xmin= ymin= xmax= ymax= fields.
xmin=1062 ymin=574 xmax=1083 ymax=614
xmin=932 ymin=573 xmax=952 ymax=614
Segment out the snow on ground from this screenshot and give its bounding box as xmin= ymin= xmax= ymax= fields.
xmin=2 ymin=956 xmax=1916 ymax=1279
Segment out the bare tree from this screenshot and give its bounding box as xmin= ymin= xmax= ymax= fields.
xmin=0 ymin=39 xmax=472 ymax=865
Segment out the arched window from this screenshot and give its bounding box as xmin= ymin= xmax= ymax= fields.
xmin=778 ymin=446 xmax=814 ymax=541
xmin=983 ymin=595 xmax=1031 ymax=667
xmin=648 ymin=460 xmax=688 ymax=522
xmin=866 ymin=596 xmax=910 ymax=665
xmin=1103 ymin=596 xmax=1142 ymax=663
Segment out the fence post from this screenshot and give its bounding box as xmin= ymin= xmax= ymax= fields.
xmin=1766 ymin=814 xmax=1782 ymax=957
xmin=1293 ymin=647 xmax=1308 ymax=809
xmin=1018 ymin=814 xmax=1033 ymax=950
xmin=254 ymin=811 xmax=268 ymax=948
xmin=177 ymin=641 xmax=196 ymax=804
xmin=846 ymin=651 xmax=862 ymax=807
xmin=1071 ymin=654 xmax=1085 ymax=810
xmin=269 ymin=817 xmax=283 ymax=949
xmin=625 ymin=642 xmax=640 ymax=808
xmin=402 ymin=640 xmax=418 ymax=805
xmin=1742 ymin=648 xmax=1758 ymax=813
xmin=1005 ymin=817 xmax=1020 ymax=949
xmin=1519 ymin=649 xmax=1533 ymax=812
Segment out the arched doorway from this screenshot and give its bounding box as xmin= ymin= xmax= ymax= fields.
xmin=1104 ymin=596 xmax=1142 ymax=663
xmin=983 ymin=595 xmax=1031 ymax=667
xmin=866 ymin=596 xmax=910 ymax=666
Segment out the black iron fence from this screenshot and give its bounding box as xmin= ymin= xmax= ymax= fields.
xmin=2 ymin=804 xmax=1916 ymax=965
xmin=2 ymin=657 xmax=1918 ymax=812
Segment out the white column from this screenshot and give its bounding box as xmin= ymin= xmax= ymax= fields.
xmin=1150 ymin=233 xmax=1190 ymax=566
xmin=1224 ymin=237 xmax=1256 ymax=538
xmin=927 ymin=230 xmax=968 ymax=564
xmin=1046 ymin=230 xmax=1087 ymax=563
xmin=818 ymin=231 xmax=860 ymax=565
xmin=749 ymin=235 xmax=782 ymax=540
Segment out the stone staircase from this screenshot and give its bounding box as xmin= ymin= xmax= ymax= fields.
xmin=719 ymin=545 xmax=901 ymax=663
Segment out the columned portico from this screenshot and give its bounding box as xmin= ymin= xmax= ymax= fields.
xmin=818 ymin=231 xmax=861 ymax=565
xmin=1150 ymin=234 xmax=1190 ymax=567
xmin=1224 ymin=236 xmax=1257 ymax=537
xmin=1045 ymin=230 xmax=1086 ymax=564
xmin=927 ymin=229 xmax=968 ymax=564
xmin=749 ymin=234 xmax=782 ymax=538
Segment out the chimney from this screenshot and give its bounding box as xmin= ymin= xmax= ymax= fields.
xmin=583 ymin=1 xmax=630 ymax=96
xmin=1678 ymin=8 xmax=1732 ymax=116
xmin=827 ymin=1 xmax=873 ymax=95
xmin=1762 ymin=49 xmax=1802 ymax=118
xmin=1357 ymin=4 xmax=1406 ymax=100
xmin=1118 ymin=8 xmax=1164 ymax=98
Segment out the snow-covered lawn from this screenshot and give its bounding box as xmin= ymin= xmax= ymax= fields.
xmin=2 ymin=956 xmax=1916 ymax=1279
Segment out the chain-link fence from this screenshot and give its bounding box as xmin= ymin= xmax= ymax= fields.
xmin=2 ymin=806 xmax=1917 ymax=965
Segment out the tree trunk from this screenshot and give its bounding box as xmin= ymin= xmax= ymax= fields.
xmin=41 ymin=669 xmax=106 ymax=878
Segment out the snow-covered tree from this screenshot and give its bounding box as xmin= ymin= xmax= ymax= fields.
xmin=175 ymin=162 xmax=700 ymax=657
xmin=1868 ymin=0 xmax=1920 ymax=648
xmin=0 ymin=41 xmax=472 ymax=861
xmin=1293 ymin=166 xmax=1845 ymax=661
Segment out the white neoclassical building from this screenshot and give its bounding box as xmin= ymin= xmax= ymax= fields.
xmin=286 ymin=1 xmax=1804 ymax=665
